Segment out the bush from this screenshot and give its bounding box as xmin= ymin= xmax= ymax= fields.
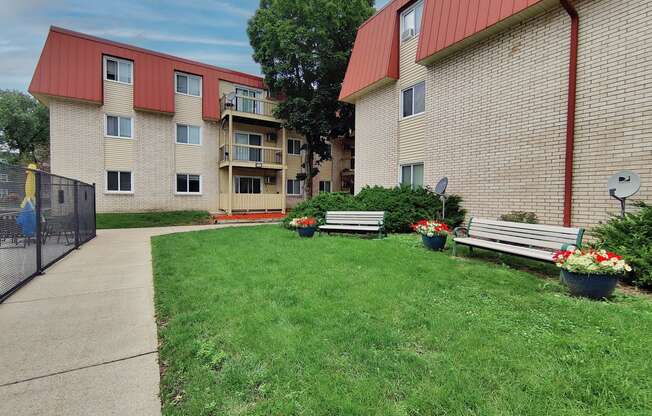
xmin=500 ymin=211 xmax=539 ymax=224
xmin=284 ymin=186 xmax=466 ymax=233
xmin=592 ymin=202 xmax=652 ymax=289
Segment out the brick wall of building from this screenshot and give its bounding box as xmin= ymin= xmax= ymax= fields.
xmin=354 ymin=0 xmax=652 ymax=229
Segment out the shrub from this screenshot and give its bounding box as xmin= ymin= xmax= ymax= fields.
xmin=500 ymin=211 xmax=539 ymax=224
xmin=592 ymin=202 xmax=652 ymax=289
xmin=356 ymin=186 xmax=465 ymax=233
xmin=284 ymin=186 xmax=465 ymax=233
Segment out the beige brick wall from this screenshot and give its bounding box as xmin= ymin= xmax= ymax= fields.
xmin=355 ymin=83 xmax=399 ymax=193
xmin=354 ymin=0 xmax=652 ymax=229
xmin=50 ymin=82 xmax=220 ymax=213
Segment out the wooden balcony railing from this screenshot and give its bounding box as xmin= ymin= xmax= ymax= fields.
xmin=220 ymin=94 xmax=279 ymax=119
xmin=219 ymin=144 xmax=283 ymax=166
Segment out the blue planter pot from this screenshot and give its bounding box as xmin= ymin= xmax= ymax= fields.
xmin=297 ymin=227 xmax=316 ymax=238
xmin=562 ymin=270 xmax=618 ymax=299
xmin=422 ymin=235 xmax=447 ymax=251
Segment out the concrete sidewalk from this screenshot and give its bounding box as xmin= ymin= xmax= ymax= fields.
xmin=0 ymin=224 xmax=254 ymax=416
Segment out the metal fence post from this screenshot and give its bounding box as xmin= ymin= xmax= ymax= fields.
xmin=35 ymin=170 xmax=43 ymax=275
xmin=92 ymin=183 xmax=97 ymax=238
xmin=73 ymin=180 xmax=80 ymax=248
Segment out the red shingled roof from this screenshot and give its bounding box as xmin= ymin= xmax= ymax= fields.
xmin=340 ymin=0 xmax=548 ymax=102
xmin=29 ymin=27 xmax=265 ymax=121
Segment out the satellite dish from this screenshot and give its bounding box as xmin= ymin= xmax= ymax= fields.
xmin=608 ymin=170 xmax=640 ymax=198
xmin=608 ymin=170 xmax=641 ymax=217
xmin=435 ymin=177 xmax=448 ymax=195
xmin=434 ymin=177 xmax=449 ymax=220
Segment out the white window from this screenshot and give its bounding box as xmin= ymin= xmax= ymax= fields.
xmin=401 ymin=163 xmax=424 ymax=189
xmin=319 ymin=180 xmax=331 ymax=193
xmin=176 ymin=124 xmax=201 ymax=145
xmin=234 ymin=132 xmax=263 ymax=162
xmin=287 ymin=179 xmax=302 ymax=195
xmin=235 ymin=176 xmax=262 ymax=194
xmin=288 ymin=139 xmax=302 ymax=155
xmin=105 ymin=115 xmax=133 ymax=138
xmin=104 ymin=56 xmax=132 ymax=84
xmin=402 ymin=82 xmax=425 ymax=118
xmin=175 ymin=72 xmax=202 ymax=97
xmin=0 ymin=173 xmax=8 ymax=183
xmin=176 ymin=174 xmax=201 ymax=194
xmin=0 ymin=189 xmax=8 ymax=198
xmin=106 ymin=171 xmax=132 ymax=193
xmin=235 ymin=86 xmax=262 ymax=114
xmin=401 ymin=1 xmax=423 ymax=41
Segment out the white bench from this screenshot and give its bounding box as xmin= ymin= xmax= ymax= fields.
xmin=453 ymin=217 xmax=584 ymax=262
xmin=319 ymin=211 xmax=385 ymax=238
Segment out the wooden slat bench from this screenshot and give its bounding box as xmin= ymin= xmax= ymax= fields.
xmin=319 ymin=211 xmax=385 ymax=238
xmin=452 ymin=217 xmax=584 ymax=262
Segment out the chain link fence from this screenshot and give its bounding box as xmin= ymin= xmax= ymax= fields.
xmin=0 ymin=163 xmax=96 ymax=302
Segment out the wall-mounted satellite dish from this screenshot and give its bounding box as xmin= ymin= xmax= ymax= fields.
xmin=608 ymin=170 xmax=641 ymax=217
xmin=434 ymin=177 xmax=449 ymax=219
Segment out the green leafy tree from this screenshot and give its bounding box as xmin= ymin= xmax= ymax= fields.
xmin=0 ymin=90 xmax=49 ymax=164
xmin=248 ymin=0 xmax=374 ymax=197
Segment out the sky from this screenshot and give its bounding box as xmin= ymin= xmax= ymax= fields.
xmin=0 ymin=0 xmax=391 ymax=93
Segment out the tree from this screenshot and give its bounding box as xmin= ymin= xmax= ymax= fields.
xmin=248 ymin=0 xmax=374 ymax=197
xmin=0 ymin=90 xmax=49 ymax=165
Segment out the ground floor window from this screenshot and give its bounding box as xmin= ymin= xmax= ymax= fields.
xmin=176 ymin=174 xmax=201 ymax=194
xmin=106 ymin=171 xmax=132 ymax=193
xmin=401 ymin=163 xmax=424 ymax=189
xmin=235 ymin=176 xmax=262 ymax=194
xmin=319 ymin=180 xmax=331 ymax=193
xmin=287 ymin=179 xmax=302 ymax=195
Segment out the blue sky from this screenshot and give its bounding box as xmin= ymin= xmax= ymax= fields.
xmin=0 ymin=0 xmax=391 ymax=92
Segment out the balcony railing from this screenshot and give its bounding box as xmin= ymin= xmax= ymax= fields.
xmin=219 ymin=144 xmax=283 ymax=166
xmin=220 ymin=94 xmax=279 ymax=119
xmin=219 ymin=193 xmax=284 ymax=212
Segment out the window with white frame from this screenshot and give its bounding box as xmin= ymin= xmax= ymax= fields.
xmin=235 ymin=86 xmax=262 ymax=114
xmin=106 ymin=171 xmax=132 ymax=193
xmin=175 ymin=72 xmax=202 ymax=97
xmin=319 ymin=180 xmax=331 ymax=193
xmin=176 ymin=174 xmax=201 ymax=194
xmin=0 ymin=173 xmax=8 ymax=183
xmin=234 ymin=132 xmax=262 ymax=161
xmin=0 ymin=189 xmax=8 ymax=198
xmin=235 ymin=176 xmax=262 ymax=194
xmin=401 ymin=1 xmax=423 ymax=41
xmin=402 ymin=81 xmax=425 ymax=118
xmin=288 ymin=139 xmax=302 ymax=155
xmin=104 ymin=56 xmax=132 ymax=84
xmin=401 ymin=163 xmax=424 ymax=189
xmin=105 ymin=115 xmax=132 ymax=138
xmin=287 ymin=179 xmax=302 ymax=195
xmin=176 ymin=124 xmax=201 ymax=145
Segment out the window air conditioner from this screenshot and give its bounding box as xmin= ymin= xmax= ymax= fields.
xmin=267 ymin=133 xmax=278 ymax=142
xmin=264 ymin=176 xmax=276 ymax=185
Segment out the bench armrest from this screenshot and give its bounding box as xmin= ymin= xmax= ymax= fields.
xmin=453 ymin=226 xmax=468 ymax=238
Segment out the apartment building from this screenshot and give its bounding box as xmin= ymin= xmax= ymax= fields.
xmin=341 ymin=0 xmax=651 ymax=229
xmin=29 ymin=27 xmax=353 ymax=214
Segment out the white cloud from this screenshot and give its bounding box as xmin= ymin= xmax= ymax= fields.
xmin=83 ymin=28 xmax=250 ymax=47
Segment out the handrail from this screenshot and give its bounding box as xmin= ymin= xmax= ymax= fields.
xmin=220 ymin=94 xmax=279 ymax=118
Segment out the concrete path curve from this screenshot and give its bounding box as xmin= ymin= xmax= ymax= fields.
xmin=0 ymin=224 xmax=261 ymax=416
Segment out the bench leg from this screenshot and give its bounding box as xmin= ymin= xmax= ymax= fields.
xmin=452 ymin=242 xmax=457 ymax=257
xmin=468 ymin=246 xmax=474 ymax=256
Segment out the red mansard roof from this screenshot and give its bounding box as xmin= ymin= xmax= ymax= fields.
xmin=29 ymin=27 xmax=265 ymax=121
xmin=340 ymin=0 xmax=551 ymax=102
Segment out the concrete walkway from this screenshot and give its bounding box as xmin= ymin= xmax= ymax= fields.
xmin=0 ymin=224 xmax=255 ymax=415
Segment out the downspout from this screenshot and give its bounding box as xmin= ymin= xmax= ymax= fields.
xmin=560 ymin=0 xmax=579 ymax=227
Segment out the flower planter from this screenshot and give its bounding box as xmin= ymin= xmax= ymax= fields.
xmin=297 ymin=227 xmax=316 ymax=238
xmin=422 ymin=235 xmax=447 ymax=251
xmin=562 ymin=270 xmax=618 ymax=299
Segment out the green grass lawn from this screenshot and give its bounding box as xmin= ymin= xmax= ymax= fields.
xmin=152 ymin=226 xmax=652 ymax=416
xmin=96 ymin=210 xmax=212 ymax=229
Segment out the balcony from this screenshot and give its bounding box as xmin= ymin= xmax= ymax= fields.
xmin=219 ymin=144 xmax=284 ymax=169
xmin=219 ymin=193 xmax=284 ymax=212
xmin=220 ymin=94 xmax=281 ymax=123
